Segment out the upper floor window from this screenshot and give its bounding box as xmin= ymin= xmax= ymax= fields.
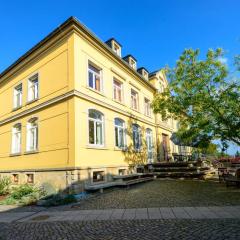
xmin=114 ymin=118 xmax=126 ymax=149
xmin=28 ymin=74 xmax=39 ymax=102
xmin=131 ymin=89 xmax=139 ymax=110
xmin=132 ymin=124 xmax=141 ymax=151
xmin=113 ymin=43 xmax=121 ymax=56
xmin=88 ymin=109 xmax=104 ymax=146
xmin=26 ymin=118 xmax=38 ymax=152
xmin=13 ymin=84 xmax=22 ymax=109
xmin=113 ymin=78 xmax=123 ymax=102
xmin=11 ymin=123 xmax=21 ymax=154
xmin=130 ymin=59 xmax=136 ymax=69
xmin=88 ymin=63 xmax=102 ymax=92
xmin=144 ymin=98 xmax=151 ymax=116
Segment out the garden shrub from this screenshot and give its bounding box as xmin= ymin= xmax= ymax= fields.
xmin=0 ymin=177 xmax=11 ymax=195
xmin=0 ymin=184 xmax=46 ymax=205
xmin=42 ymin=194 xmax=77 ymax=206
xmin=11 ymin=184 xmax=36 ymax=200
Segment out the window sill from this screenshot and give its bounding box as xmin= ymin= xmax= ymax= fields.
xmin=24 ymin=150 xmax=39 ymax=155
xmin=12 ymin=106 xmax=22 ymax=112
xmin=131 ymin=108 xmax=141 ymax=114
xmin=9 ymin=153 xmax=21 ymax=157
xmin=26 ymin=98 xmax=39 ymax=105
xmin=114 ymin=147 xmax=127 ymax=152
xmin=86 ymin=87 xmax=105 ymax=97
xmin=86 ymin=145 xmax=108 ymax=150
xmin=112 ymin=99 xmax=126 ymax=107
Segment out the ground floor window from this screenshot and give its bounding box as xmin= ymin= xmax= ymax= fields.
xmin=26 ymin=174 xmax=34 ymax=184
xmin=88 ymin=109 xmax=104 ymax=146
xmin=118 ymin=169 xmax=127 ymax=176
xmin=92 ymin=171 xmax=105 ymax=183
xmin=12 ymin=174 xmax=19 ymax=184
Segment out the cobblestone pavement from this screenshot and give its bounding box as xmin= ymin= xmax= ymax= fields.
xmin=0 ymin=219 xmax=240 ymax=240
xmin=72 ymin=180 xmax=240 ymax=210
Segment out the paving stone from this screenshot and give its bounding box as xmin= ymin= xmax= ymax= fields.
xmin=0 ymin=219 xmax=240 ymax=239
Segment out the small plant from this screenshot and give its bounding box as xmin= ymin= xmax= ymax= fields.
xmin=0 ymin=184 xmax=46 ymax=205
xmin=11 ymin=184 xmax=36 ymax=200
xmin=0 ymin=177 xmax=11 ymax=195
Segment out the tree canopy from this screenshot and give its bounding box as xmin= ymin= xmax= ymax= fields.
xmin=152 ymin=49 xmax=240 ymax=147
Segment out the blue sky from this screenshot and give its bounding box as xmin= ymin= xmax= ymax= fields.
xmin=0 ymin=0 xmax=239 ymax=154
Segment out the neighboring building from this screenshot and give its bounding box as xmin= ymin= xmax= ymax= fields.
xmin=0 ymin=17 xmax=183 ymax=193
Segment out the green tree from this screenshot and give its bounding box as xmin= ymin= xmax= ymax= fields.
xmin=236 ymin=150 xmax=240 ymax=157
xmin=152 ymin=49 xmax=240 ymax=147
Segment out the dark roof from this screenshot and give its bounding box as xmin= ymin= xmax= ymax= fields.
xmin=0 ymin=16 xmax=156 ymax=91
xmin=122 ymin=54 xmax=137 ymax=62
xmin=105 ymin=38 xmax=122 ymax=47
xmin=137 ymin=67 xmax=149 ymax=74
xmin=149 ymin=70 xmax=160 ymax=77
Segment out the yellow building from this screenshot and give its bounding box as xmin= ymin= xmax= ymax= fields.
xmin=0 ymin=17 xmax=185 ymax=193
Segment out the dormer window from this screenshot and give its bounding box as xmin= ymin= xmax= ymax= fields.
xmin=137 ymin=67 xmax=149 ymax=80
xmin=130 ymin=59 xmax=136 ymax=69
xmin=123 ymin=55 xmax=137 ymax=70
xmin=113 ymin=43 xmax=121 ymax=56
xmin=105 ymin=38 xmax=122 ymax=57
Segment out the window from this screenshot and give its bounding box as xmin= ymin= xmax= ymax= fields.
xmin=88 ymin=63 xmax=102 ymax=92
xmin=88 ymin=110 xmax=104 ymax=146
xmin=113 ymin=79 xmax=123 ymax=102
xmin=113 ymin=43 xmax=121 ymax=56
xmin=146 ymin=128 xmax=154 ymax=162
xmin=93 ymin=171 xmax=105 ymax=183
xmin=131 ymin=89 xmax=139 ymax=110
xmin=28 ymin=74 xmax=39 ymax=102
xmin=144 ymin=98 xmax=151 ymax=116
xmin=26 ymin=118 xmax=38 ymax=152
xmin=132 ymin=124 xmax=142 ymax=150
xmin=13 ymin=84 xmax=22 ymax=109
xmin=118 ymin=169 xmax=127 ymax=176
xmin=11 ymin=123 xmax=21 ymax=154
xmin=26 ymin=174 xmax=34 ymax=184
xmin=114 ymin=118 xmax=126 ymax=149
xmin=130 ymin=59 xmax=136 ymax=69
xmin=12 ymin=174 xmax=19 ymax=184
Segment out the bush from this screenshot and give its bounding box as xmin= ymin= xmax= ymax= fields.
xmin=0 ymin=177 xmax=11 ymax=195
xmin=41 ymin=194 xmax=77 ymax=206
xmin=0 ymin=184 xmax=47 ymax=205
xmin=11 ymin=184 xmax=36 ymax=200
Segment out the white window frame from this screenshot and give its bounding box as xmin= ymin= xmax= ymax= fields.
xmin=131 ymin=89 xmax=139 ymax=110
xmin=132 ymin=124 xmax=142 ymax=151
xmin=88 ymin=62 xmax=103 ymax=92
xmin=146 ymin=128 xmax=154 ymax=162
xmin=144 ymin=98 xmax=151 ymax=117
xmin=88 ymin=109 xmax=104 ymax=147
xmin=114 ymin=118 xmax=126 ymax=149
xmin=113 ymin=43 xmax=121 ymax=56
xmin=13 ymin=84 xmax=23 ymax=109
xmin=11 ymin=123 xmax=22 ymax=154
xmin=26 ymin=118 xmax=38 ymax=152
xmin=113 ymin=78 xmax=123 ymax=103
xmin=28 ymin=74 xmax=39 ymax=102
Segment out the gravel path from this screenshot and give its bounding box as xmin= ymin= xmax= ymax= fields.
xmin=72 ymin=179 xmax=240 ymax=210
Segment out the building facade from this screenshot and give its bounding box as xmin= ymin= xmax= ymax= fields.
xmin=0 ymin=17 xmax=184 ymax=193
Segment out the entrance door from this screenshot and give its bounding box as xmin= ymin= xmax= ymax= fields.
xmin=146 ymin=129 xmax=153 ymax=163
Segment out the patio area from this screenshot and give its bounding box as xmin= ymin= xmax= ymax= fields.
xmin=73 ymin=179 xmax=240 ymax=210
